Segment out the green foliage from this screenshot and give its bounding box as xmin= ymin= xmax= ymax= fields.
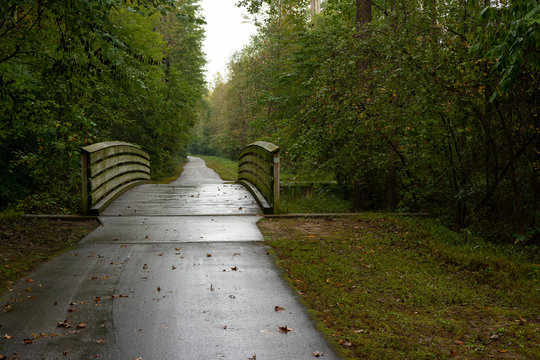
xmin=201 ymin=0 xmax=539 ymax=242
xmin=0 ymin=0 xmax=205 ymax=213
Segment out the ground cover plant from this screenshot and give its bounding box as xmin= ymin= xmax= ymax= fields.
xmin=197 ymin=155 xmax=238 ymax=181
xmin=258 ymin=215 xmax=540 ymax=359
xmin=0 ymin=215 xmax=99 ymax=296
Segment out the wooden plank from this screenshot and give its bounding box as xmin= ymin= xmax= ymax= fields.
xmin=82 ymin=141 xmax=144 ymax=155
xmin=240 ymin=146 xmax=273 ymax=163
xmin=89 ymin=155 xmax=150 ymax=177
xmin=237 ymin=180 xmax=272 ymax=214
xmin=90 ymin=164 xmax=151 ymax=191
xmin=239 ymin=153 xmax=271 ymax=171
xmin=238 ymin=161 xmax=271 ymax=181
xmin=89 ymin=145 xmax=149 ymax=164
xmin=91 ymin=171 xmax=150 ymax=204
xmin=273 ymin=151 xmax=280 ymax=211
xmin=81 ymin=150 xmax=90 ymax=214
xmin=238 ymin=170 xmax=272 ymax=201
xmin=238 ymin=168 xmax=272 ymax=190
xmin=248 ymin=141 xmax=279 ymax=154
xmin=89 ymin=180 xmax=148 ymax=215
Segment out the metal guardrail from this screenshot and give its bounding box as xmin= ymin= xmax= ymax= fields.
xmin=81 ymin=141 xmax=150 ymax=215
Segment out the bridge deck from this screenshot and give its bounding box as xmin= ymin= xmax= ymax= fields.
xmin=0 ymin=156 xmax=341 ymax=359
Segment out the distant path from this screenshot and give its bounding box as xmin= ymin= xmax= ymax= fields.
xmin=0 ymin=157 xmax=341 ymax=359
xmin=170 ymin=156 xmax=224 ymax=185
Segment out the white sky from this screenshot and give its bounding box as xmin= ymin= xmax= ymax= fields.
xmin=199 ymin=0 xmax=257 ymax=85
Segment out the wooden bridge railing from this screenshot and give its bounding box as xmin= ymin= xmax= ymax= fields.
xmin=237 ymin=141 xmax=280 ymax=214
xmin=81 ymin=141 xmax=150 ymax=215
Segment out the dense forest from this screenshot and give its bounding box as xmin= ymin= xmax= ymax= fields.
xmin=0 ymin=0 xmax=205 ymax=213
xmin=0 ymin=0 xmax=538 ymax=243
xmin=194 ymin=0 xmax=539 ymax=243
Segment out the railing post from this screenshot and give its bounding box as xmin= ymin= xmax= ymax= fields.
xmin=273 ymin=151 xmax=280 ymax=213
xmin=81 ymin=149 xmax=90 ymax=215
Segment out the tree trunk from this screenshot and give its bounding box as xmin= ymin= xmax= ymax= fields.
xmin=352 ymin=0 xmax=372 ymax=210
xmin=356 ymin=0 xmax=372 ymax=25
xmin=384 ymin=149 xmax=398 ymax=210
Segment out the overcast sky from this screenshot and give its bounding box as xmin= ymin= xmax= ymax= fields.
xmin=199 ymin=0 xmax=257 ymax=85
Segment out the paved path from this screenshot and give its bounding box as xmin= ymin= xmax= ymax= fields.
xmin=0 ymin=157 xmax=340 ymax=359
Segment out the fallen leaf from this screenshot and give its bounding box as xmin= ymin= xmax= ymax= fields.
xmin=57 ymin=321 xmax=70 ymax=328
xmin=63 ymin=351 xmax=70 ymax=356
xmin=274 ymin=306 xmax=285 ymax=312
xmin=278 ymin=326 xmax=292 ymax=333
xmin=449 ymin=349 xmax=457 ymax=357
xmin=233 ymin=252 xmax=240 ymax=256
xmin=121 ymin=245 xmax=127 ymax=248
xmin=93 ymin=296 xmax=101 ymax=303
xmin=353 ymin=329 xmax=365 ymax=334
xmin=112 ymin=294 xmax=128 ymax=298
xmin=206 ymin=253 xmax=212 ymax=257
xmin=25 ymin=287 xmax=32 ymax=292
xmin=23 ymin=338 xmax=33 ymax=344
xmin=231 ymin=266 xmax=238 ymax=271
xmin=249 ymin=355 xmax=256 ymax=360
xmin=142 ymin=264 xmax=148 ymax=269
xmin=158 ymin=253 xmax=162 ymax=256
xmin=25 ymin=278 xmax=33 ymax=283
xmin=455 ymin=340 xmax=464 ymax=345
xmin=98 ymin=276 xmax=109 ymax=280
xmin=145 ymin=236 xmax=149 ymax=239
xmin=76 ymin=323 xmax=87 ymax=329
xmin=312 ymin=350 xmax=323 ymax=357
xmin=97 ymin=338 xmax=104 ymax=344
xmin=498 ymin=349 xmax=508 ymax=353
xmin=3 ymin=333 xmax=13 ymax=339
xmin=67 ymin=308 xmax=76 ymax=312
xmin=175 ymin=248 xmax=180 ymax=251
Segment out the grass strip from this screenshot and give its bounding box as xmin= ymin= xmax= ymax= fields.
xmin=259 ymin=214 xmax=540 ymax=359
xmin=196 ymin=155 xmax=238 ymax=181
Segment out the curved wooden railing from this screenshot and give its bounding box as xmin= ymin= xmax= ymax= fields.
xmin=81 ymin=141 xmax=150 ymax=215
xmin=238 ymin=141 xmax=280 ymax=214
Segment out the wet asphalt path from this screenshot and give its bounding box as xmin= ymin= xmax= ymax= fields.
xmin=0 ymin=157 xmax=340 ymax=359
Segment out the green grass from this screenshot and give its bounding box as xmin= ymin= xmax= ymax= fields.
xmin=196 ymin=155 xmax=238 ymax=181
xmin=259 ymin=214 xmax=540 ymax=359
